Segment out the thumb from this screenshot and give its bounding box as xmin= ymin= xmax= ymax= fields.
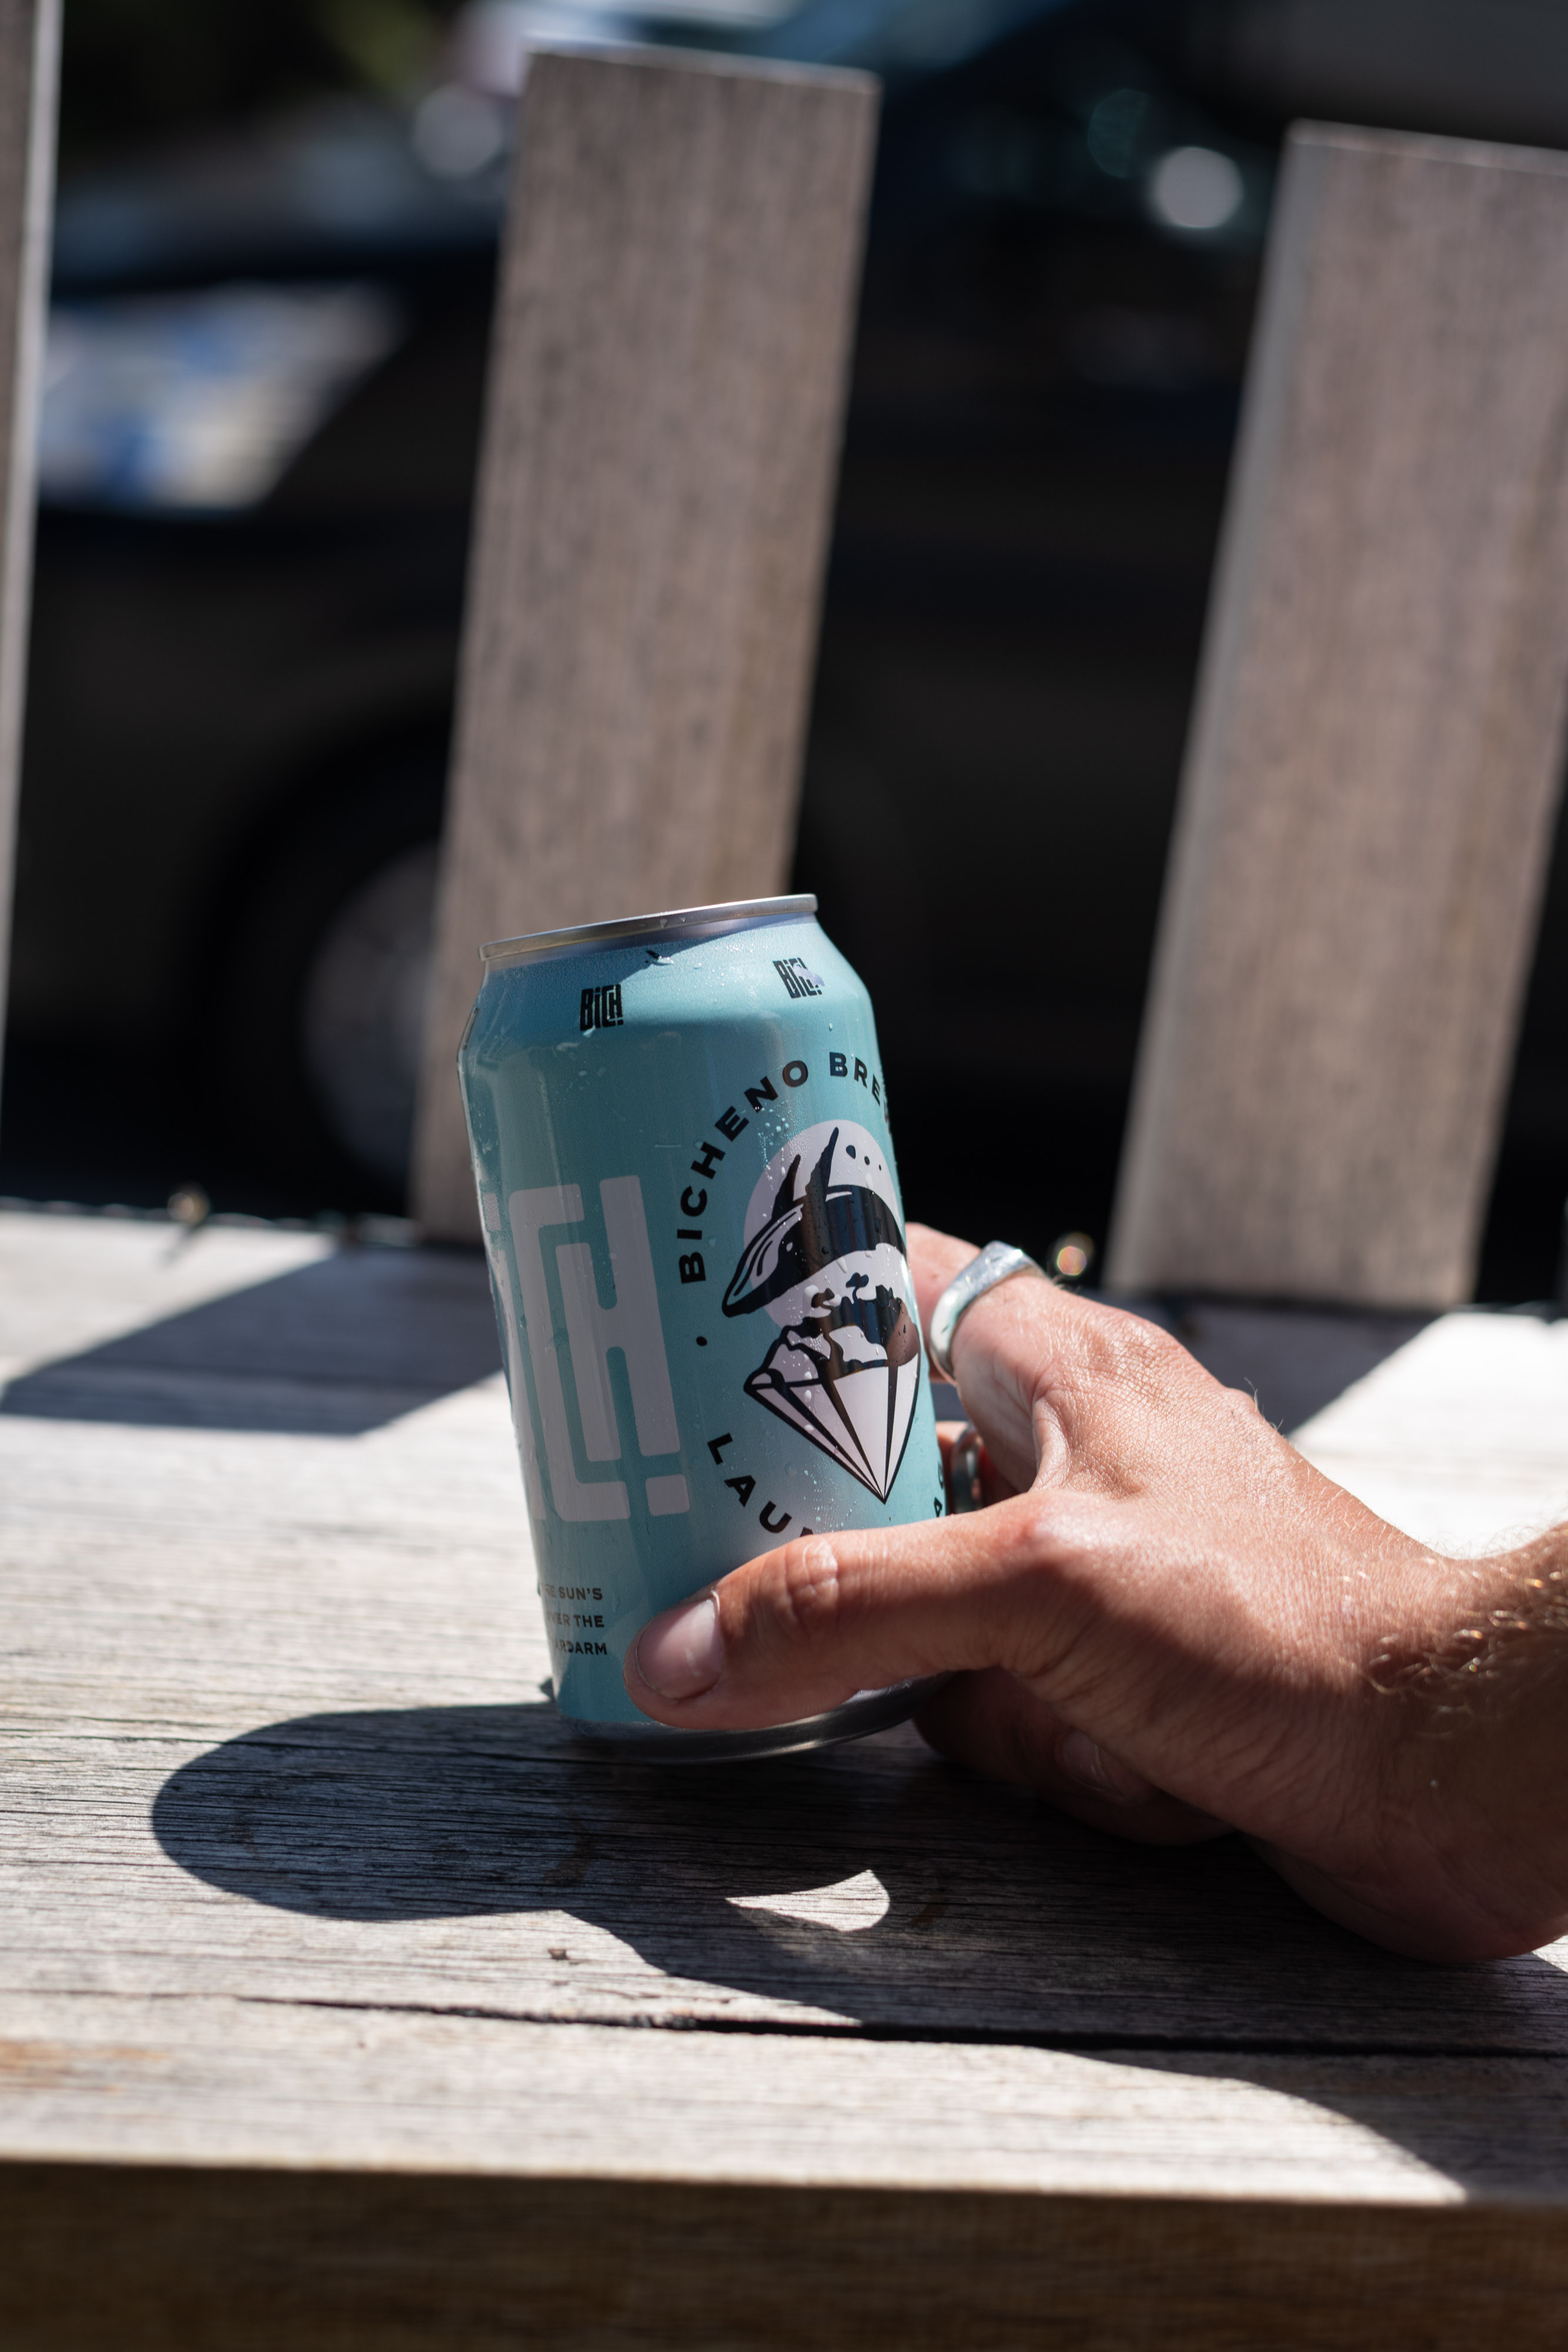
xmin=623 ymin=1506 xmax=1230 ymax=1847
xmin=624 ymin=1498 xmax=1067 ymax=1732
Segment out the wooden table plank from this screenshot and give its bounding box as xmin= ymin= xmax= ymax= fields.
xmin=2 ymin=1209 xmax=1566 ymax=2050
xmin=7 ymin=2163 xmax=1568 ymax=2352
xmin=0 ymin=1209 xmax=332 ymax=1371
xmin=4 ymin=1208 xmax=1567 ymax=2341
xmin=5 ymin=1987 xmax=1568 ymax=2204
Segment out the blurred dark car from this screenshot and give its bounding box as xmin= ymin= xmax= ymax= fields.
xmin=9 ymin=91 xmax=501 ymax=1209
xmin=6 ymin=0 xmax=1567 ymax=1294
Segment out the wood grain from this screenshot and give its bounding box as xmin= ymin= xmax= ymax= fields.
xmin=1 ymin=1210 xmax=1564 ymax=2054
xmin=4 ymin=1209 xmax=1568 ymax=2336
xmin=1108 ymin=124 xmax=1568 ymax=1309
xmin=6 ymin=2164 xmax=1568 ymax=2350
xmin=412 ymin=46 xmax=878 ymax=1241
xmin=0 ymin=0 xmax=57 ymax=1091
xmin=7 ymin=1990 xmax=1566 ymax=2203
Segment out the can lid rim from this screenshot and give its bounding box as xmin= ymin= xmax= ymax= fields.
xmin=478 ymin=894 xmax=818 ymax=967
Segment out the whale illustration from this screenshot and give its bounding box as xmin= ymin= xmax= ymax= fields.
xmin=721 ymin=1128 xmax=905 ymax=1321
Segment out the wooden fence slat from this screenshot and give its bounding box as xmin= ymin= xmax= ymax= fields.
xmin=0 ymin=0 xmax=58 ymax=1108
xmin=412 ymin=45 xmax=877 ymax=1242
xmin=1107 ymin=124 xmax=1568 ymax=1309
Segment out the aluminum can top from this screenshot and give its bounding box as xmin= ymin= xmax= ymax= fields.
xmin=479 ymin=894 xmax=818 ymax=971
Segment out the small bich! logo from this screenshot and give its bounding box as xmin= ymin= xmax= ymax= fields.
xmin=773 ymin=957 xmax=824 ymax=1000
xmin=580 ymin=984 xmax=623 ymax=1033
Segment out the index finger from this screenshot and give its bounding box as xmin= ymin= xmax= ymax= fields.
xmin=908 ymin=1222 xmax=1183 ymax=1491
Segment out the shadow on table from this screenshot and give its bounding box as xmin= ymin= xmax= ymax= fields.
xmin=0 ymin=1225 xmax=1442 ymax=1442
xmin=0 ymin=1247 xmax=500 ymax=1435
xmin=153 ymin=1698 xmax=1568 ymax=2199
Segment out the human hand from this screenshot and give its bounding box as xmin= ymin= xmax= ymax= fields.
xmin=626 ymin=1224 xmax=1568 ymax=1962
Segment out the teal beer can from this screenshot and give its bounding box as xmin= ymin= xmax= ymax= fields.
xmin=456 ymin=894 xmax=946 ymax=1758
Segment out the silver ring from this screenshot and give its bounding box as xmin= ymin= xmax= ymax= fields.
xmin=927 ymin=1242 xmax=1047 ymax=1381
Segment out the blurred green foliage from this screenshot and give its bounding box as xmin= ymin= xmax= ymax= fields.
xmin=59 ymin=0 xmax=462 ymax=165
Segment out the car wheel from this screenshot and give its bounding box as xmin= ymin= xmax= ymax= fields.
xmin=300 ymin=840 xmax=438 ymax=1188
xmin=208 ymin=747 xmax=446 ymax=1210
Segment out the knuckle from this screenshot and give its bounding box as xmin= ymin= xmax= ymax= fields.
xmin=1008 ymin=1489 xmax=1075 ymax=1566
xmin=770 ymin=1536 xmax=846 ymax=1645
xmin=1118 ymin=1313 xmax=1188 ymax=1374
xmin=1222 ymin=1383 xmax=1267 ymax=1426
xmin=1076 ymin=1304 xmax=1189 ymax=1389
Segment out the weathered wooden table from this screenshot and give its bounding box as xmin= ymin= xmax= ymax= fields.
xmin=2 ymin=1205 xmax=1567 ymax=2347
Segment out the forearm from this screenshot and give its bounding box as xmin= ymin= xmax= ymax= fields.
xmin=1290 ymin=1524 xmax=1568 ymax=1962
xmin=1419 ymin=1525 xmax=1568 ymax=1948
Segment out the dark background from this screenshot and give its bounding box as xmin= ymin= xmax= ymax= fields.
xmin=4 ymin=0 xmax=1567 ymax=1299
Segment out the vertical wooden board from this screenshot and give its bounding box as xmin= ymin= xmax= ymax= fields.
xmin=0 ymin=0 xmax=58 ymax=1097
xmin=1108 ymin=124 xmax=1568 ymax=1309
xmin=413 ymin=46 xmax=878 ymax=1240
